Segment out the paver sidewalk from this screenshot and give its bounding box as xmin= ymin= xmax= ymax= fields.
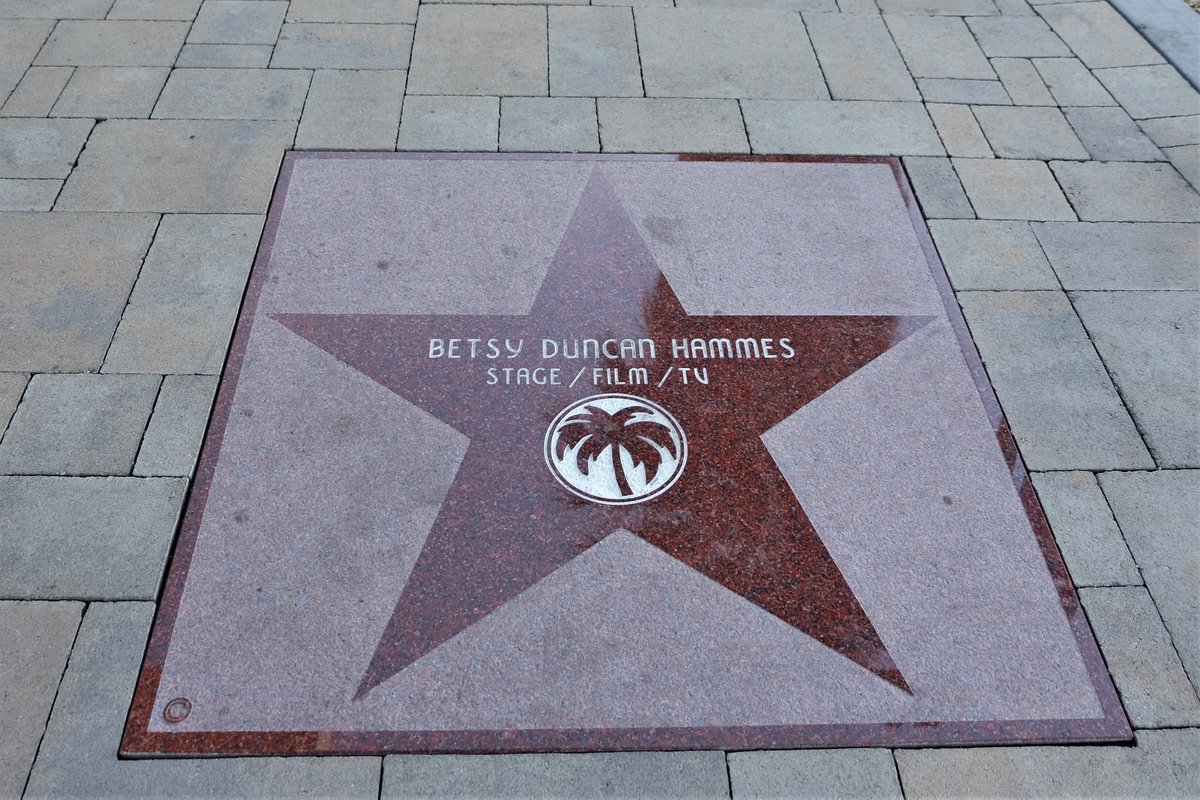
xmin=1 ymin=0 xmax=1198 ymax=797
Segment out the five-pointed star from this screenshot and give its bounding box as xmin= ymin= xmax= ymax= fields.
xmin=273 ymin=171 xmax=930 ymax=699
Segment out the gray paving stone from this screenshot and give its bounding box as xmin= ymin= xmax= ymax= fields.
xmin=1095 ymin=64 xmax=1200 ymax=122
xmin=0 ymin=0 xmax=113 ymax=16
xmin=928 ymin=103 xmax=993 ymax=157
xmin=728 ymin=749 xmax=902 ymax=799
xmin=972 ymin=105 xmax=1088 ymax=159
xmin=407 ymin=6 xmax=544 ymax=95
xmin=35 ymin=20 xmax=188 ymax=66
xmin=500 ymin=96 xmax=598 ymax=152
xmin=679 ymin=0 xmax=837 ymax=6
xmin=0 ymin=373 xmax=160 ymax=476
xmin=153 ymin=67 xmax=310 ymax=120
xmin=0 ymin=20 xmax=54 ymax=103
xmin=1033 ymin=221 xmax=1200 ymax=290
xmin=107 ymin=0 xmax=202 ymax=20
xmin=104 ymin=214 xmax=262 ymax=375
xmin=928 ymin=219 xmax=1058 ymax=289
xmin=1165 ymin=144 xmax=1200 ymax=191
xmin=904 ymin=155 xmax=974 ymax=218
xmin=1073 ymin=291 xmax=1198 ymax=468
xmin=918 ymin=77 xmax=1010 ymax=105
xmin=1 ymin=66 xmax=73 ymax=117
xmin=296 ymin=69 xmax=404 ymax=150
xmin=0 ymin=478 xmax=185 ymax=599
xmin=1050 ymin=161 xmax=1200 ymax=222
xmin=24 ymin=603 xmax=382 ymax=798
xmin=1038 ymin=0 xmax=1166 ymax=70
xmin=548 ymin=6 xmax=641 ymax=98
xmin=397 ymin=95 xmax=498 ymax=151
xmin=0 ymin=601 xmax=82 ymax=800
xmin=599 ymin=97 xmax=746 ymax=152
xmin=995 ymin=0 xmax=1034 ymax=12
xmin=189 ymin=0 xmax=286 ymax=44
xmin=1139 ymin=115 xmax=1200 ymax=149
xmin=804 ymin=11 xmax=920 ymax=101
xmin=1064 ymin=106 xmax=1163 ymax=162
xmin=288 ymin=0 xmax=418 ymax=24
xmin=953 ymin=158 xmax=1075 ymax=220
xmin=876 ymin=0 xmax=998 ymax=12
xmin=743 ymin=99 xmax=943 ymax=155
xmin=0 ymin=118 xmax=92 ymax=179
xmin=896 ymin=729 xmax=1200 ymax=799
xmin=957 ymin=291 xmax=1152 ymax=470
xmin=965 ymin=14 xmax=1069 ymax=57
xmin=1100 ymin=470 xmax=1200 ymax=695
xmin=885 ymin=14 xmax=994 ymax=80
xmin=0 ymin=212 xmax=157 ymax=372
xmin=1109 ymin=0 xmax=1200 ymax=89
xmin=636 ymin=8 xmax=826 ymax=99
xmin=0 ymin=372 xmax=28 ymax=437
xmin=1032 ymin=56 xmax=1116 ymax=106
xmin=175 ymin=43 xmax=274 ymax=69
xmin=1030 ymin=471 xmax=1139 ymax=587
xmin=273 ymin=22 xmax=413 ymax=70
xmin=383 ymin=752 xmax=729 ymax=799
xmin=58 ymin=119 xmax=294 ymax=213
xmin=1081 ymin=586 xmax=1200 ymax=727
xmin=134 ymin=375 xmax=217 ymax=477
xmin=836 ymin=0 xmax=880 ymax=11
xmin=52 ymin=66 xmax=168 ymax=118
xmin=990 ymin=57 xmax=1054 ymax=106
xmin=0 ymin=178 xmax=60 ymax=210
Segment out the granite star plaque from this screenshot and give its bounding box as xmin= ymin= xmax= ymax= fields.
xmin=122 ymin=154 xmax=1130 ymax=756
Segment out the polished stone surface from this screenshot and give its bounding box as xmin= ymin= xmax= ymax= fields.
xmin=123 ymin=153 xmax=1128 ymax=756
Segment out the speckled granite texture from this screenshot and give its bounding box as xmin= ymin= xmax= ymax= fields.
xmin=122 ymin=153 xmax=1129 ymax=756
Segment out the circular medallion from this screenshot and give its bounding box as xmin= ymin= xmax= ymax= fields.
xmin=544 ymin=393 xmax=687 ymax=505
xmin=162 ymin=697 xmax=192 ymax=724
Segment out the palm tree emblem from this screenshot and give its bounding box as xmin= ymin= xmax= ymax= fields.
xmin=544 ymin=394 xmax=687 ymax=505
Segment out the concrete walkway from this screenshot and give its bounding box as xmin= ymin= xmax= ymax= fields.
xmin=0 ymin=0 xmax=1197 ymax=797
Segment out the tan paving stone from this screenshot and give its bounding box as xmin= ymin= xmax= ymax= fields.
xmin=1032 ymin=56 xmax=1115 ymax=106
xmin=1064 ymin=106 xmax=1164 ymax=162
xmin=952 ymin=158 xmax=1075 ymax=220
xmin=288 ymin=0 xmax=418 ymax=24
xmin=636 ymin=8 xmax=826 ymax=99
xmin=990 ymin=57 xmax=1054 ymax=106
xmin=1100 ymin=470 xmax=1200 ymax=695
xmin=599 ymin=97 xmax=746 ymax=152
xmin=1095 ymin=64 xmax=1200 ymax=121
xmin=804 ymin=11 xmax=920 ymax=101
xmin=35 ymin=20 xmax=188 ymax=66
xmin=0 ymin=212 xmax=158 ymax=372
xmin=57 ymin=119 xmax=294 ymax=213
xmin=296 ymin=70 xmax=405 ymax=150
xmin=0 ymin=601 xmax=82 ymax=800
xmin=1 ymin=66 xmax=73 ymax=118
xmin=272 ymin=22 xmax=413 ymax=69
xmin=107 ymin=0 xmax=202 ymax=20
xmin=1038 ymin=0 xmax=1165 ymax=70
xmin=972 ymin=105 xmax=1087 ymax=159
xmin=956 ymin=291 xmax=1152 ymax=470
xmin=24 ymin=603 xmax=382 ymax=798
xmin=928 ymin=219 xmax=1058 ymax=289
xmin=1081 ymin=586 xmax=1200 ymax=727
xmin=1051 ymin=161 xmax=1200 ymax=222
xmin=1030 ymin=471 xmax=1139 ymax=587
xmin=729 ymin=749 xmax=902 ymax=799
xmin=175 ymin=44 xmax=273 ymax=68
xmin=0 ymin=179 xmax=60 ymax=211
xmin=188 ymin=0 xmax=286 ymax=45
xmin=918 ymin=77 xmax=1010 ymax=105
xmin=104 ymin=214 xmax=263 ymax=374
xmin=153 ymin=68 xmax=310 ymax=120
xmin=408 ymin=6 xmax=544 ymax=95
xmin=927 ymin=103 xmax=993 ymax=157
xmin=51 ymin=66 xmax=168 ymax=118
xmin=0 ymin=373 xmax=160 ymax=476
xmin=134 ymin=374 xmax=218 ymax=477
xmin=548 ymin=6 xmax=642 ymax=98
xmin=965 ymin=14 xmax=1069 ymax=57
xmin=397 ymin=95 xmax=499 ymax=151
xmin=743 ymin=99 xmax=942 ymax=154
xmin=886 ymin=14 xmax=994 ymax=80
xmin=500 ymin=96 xmax=598 ymax=152
xmin=0 ymin=478 xmax=185 ymax=599
xmin=897 ymin=730 xmax=1199 ymax=798
xmin=0 ymin=118 xmax=92 ymax=179
xmin=1033 ymin=221 xmax=1200 ymax=290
